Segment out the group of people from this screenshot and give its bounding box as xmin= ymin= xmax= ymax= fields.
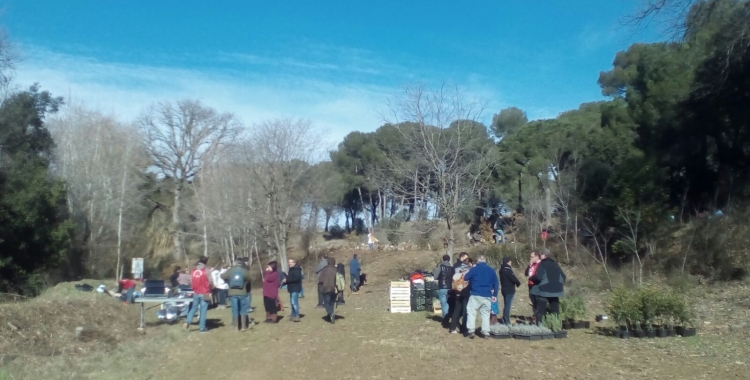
xmin=169 ymin=253 xmax=363 ymax=332
xmin=432 ymin=248 xmax=565 ymax=338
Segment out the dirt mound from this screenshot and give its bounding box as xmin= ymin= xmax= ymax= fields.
xmin=0 ymin=282 xmax=140 ymax=361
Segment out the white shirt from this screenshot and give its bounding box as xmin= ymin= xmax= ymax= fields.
xmin=212 ymin=269 xmax=229 ymax=290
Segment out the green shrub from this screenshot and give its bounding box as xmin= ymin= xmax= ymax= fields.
xmin=542 ymin=313 xmax=563 ymax=332
xmin=560 ymin=296 xmax=587 ymax=321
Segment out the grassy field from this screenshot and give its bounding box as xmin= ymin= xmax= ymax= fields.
xmin=1 ymin=248 xmax=749 ymax=380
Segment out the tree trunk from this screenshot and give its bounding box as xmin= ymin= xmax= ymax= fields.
xmin=445 ymin=217 xmax=455 ymax=260
xmin=172 ymin=181 xmax=185 ymax=261
xmin=517 ymin=173 xmax=524 ymax=213
xmin=324 ymin=212 xmax=331 ymax=232
xmin=115 ymin=162 xmax=128 ymax=281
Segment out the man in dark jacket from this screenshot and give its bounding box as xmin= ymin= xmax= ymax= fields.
xmin=463 ymin=255 xmax=499 ymax=338
xmin=529 ymin=249 xmax=566 ymax=324
xmin=286 ymin=258 xmax=303 ymax=322
xmin=314 ymin=254 xmax=329 ymax=308
xmin=221 ymin=260 xmax=252 ymax=331
xmin=349 ymin=254 xmax=361 ymax=292
xmin=318 ymin=258 xmax=338 ymax=324
xmin=433 ymin=254 xmax=454 ymax=320
xmin=499 ymin=257 xmax=521 ymax=325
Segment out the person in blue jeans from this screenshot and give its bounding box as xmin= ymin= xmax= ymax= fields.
xmin=498 ymin=256 xmax=521 ymax=325
xmin=221 ymin=259 xmax=252 ymax=331
xmin=432 ymin=254 xmax=454 ymax=321
xmin=184 ymin=258 xmax=211 ymax=332
xmin=286 ymin=258 xmax=303 ymax=322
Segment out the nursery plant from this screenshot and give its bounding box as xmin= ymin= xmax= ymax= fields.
xmin=542 ymin=313 xmax=563 ymax=333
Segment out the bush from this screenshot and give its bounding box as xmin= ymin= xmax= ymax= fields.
xmin=559 ymin=296 xmax=587 ymax=321
xmin=381 ymin=218 xmax=403 ymax=245
xmin=607 ymin=286 xmax=693 ymax=331
xmin=542 ymin=313 xmax=563 ymax=332
xmin=326 ymin=224 xmax=346 ymax=240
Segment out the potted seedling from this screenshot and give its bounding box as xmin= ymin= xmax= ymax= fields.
xmin=538 ymin=325 xmax=554 ymax=339
xmin=675 ymin=303 xmax=696 ymax=337
xmin=663 ymin=292 xmax=677 ymax=337
xmin=640 ymin=287 xmax=658 ymax=338
xmin=607 ymin=287 xmax=631 ymax=339
xmin=489 ymin=323 xmax=511 ymax=339
xmin=543 ymin=313 xmax=567 ymax=339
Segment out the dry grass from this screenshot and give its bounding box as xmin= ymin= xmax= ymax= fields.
xmin=1 ymin=249 xmax=749 ymax=380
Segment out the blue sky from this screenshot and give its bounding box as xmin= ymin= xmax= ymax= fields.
xmin=1 ymin=1 xmax=659 ymax=143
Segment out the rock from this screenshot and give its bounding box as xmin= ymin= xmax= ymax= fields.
xmin=75 ymin=326 xmax=84 ymax=338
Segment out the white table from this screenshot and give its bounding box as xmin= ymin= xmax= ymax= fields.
xmin=133 ymin=297 xmax=192 ymax=329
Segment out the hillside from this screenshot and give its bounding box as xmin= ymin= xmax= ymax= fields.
xmin=1 ymin=247 xmax=749 ymax=380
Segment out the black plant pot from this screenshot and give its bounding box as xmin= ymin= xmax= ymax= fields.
xmin=667 ymin=328 xmax=677 ymax=337
xmin=619 ymin=330 xmax=630 ymax=339
xmin=562 ymin=321 xmax=572 ymax=330
xmin=680 ymin=327 xmax=697 ymax=337
xmin=646 ymin=330 xmax=656 ymax=338
xmin=632 ymin=329 xmax=646 ymax=338
xmin=657 ymin=328 xmax=668 ymax=338
xmin=675 ymin=326 xmax=683 ymax=335
xmin=583 ymin=321 xmax=591 ymax=329
xmin=490 ymin=333 xmax=511 ymax=339
xmin=554 ymin=331 xmax=568 ymax=339
xmin=572 ymin=321 xmax=586 ymax=329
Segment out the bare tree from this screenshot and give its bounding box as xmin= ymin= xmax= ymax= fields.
xmin=50 ymin=106 xmax=146 ymax=278
xmin=386 ymin=84 xmax=498 ymax=259
xmin=139 ymin=100 xmax=241 ymax=261
xmin=243 ymin=118 xmax=322 ymax=273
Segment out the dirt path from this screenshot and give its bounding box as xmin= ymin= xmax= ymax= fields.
xmin=146 ymin=276 xmax=747 ymax=380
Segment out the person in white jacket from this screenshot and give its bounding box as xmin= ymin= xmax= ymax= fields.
xmin=211 ymin=265 xmax=229 ymax=308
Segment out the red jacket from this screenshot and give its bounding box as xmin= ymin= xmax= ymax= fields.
xmin=119 ymin=279 xmax=137 ymax=290
xmin=526 ymin=261 xmax=539 ymax=287
xmin=191 ymin=265 xmax=211 ymax=295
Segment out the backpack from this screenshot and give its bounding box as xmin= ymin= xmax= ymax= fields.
xmin=229 ymin=267 xmax=245 ymax=290
xmin=335 ymin=273 xmax=346 ymax=293
xmin=451 ymin=271 xmax=468 ymax=292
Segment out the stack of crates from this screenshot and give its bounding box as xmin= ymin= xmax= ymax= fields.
xmin=411 ymin=281 xmax=438 ymax=312
xmin=411 ymin=287 xmax=426 ymax=311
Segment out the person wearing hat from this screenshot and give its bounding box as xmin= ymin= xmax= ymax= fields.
xmin=499 ymin=257 xmax=521 ymax=325
xmin=529 ymin=249 xmax=566 ymax=324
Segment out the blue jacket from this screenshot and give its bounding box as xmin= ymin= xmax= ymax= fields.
xmin=463 ymin=262 xmax=499 ymax=298
xmin=349 ymin=258 xmax=361 ymax=276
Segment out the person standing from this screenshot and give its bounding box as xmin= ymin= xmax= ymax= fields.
xmin=212 ymin=265 xmax=229 ymax=309
xmin=433 ymin=254 xmax=454 ymax=321
xmin=319 ymin=258 xmax=338 ymax=324
xmin=449 ymin=252 xmax=471 ymax=334
xmin=169 ymin=266 xmax=181 ymax=288
xmin=367 ymin=231 xmax=378 ymax=250
xmin=184 ymin=256 xmax=211 ymax=332
xmin=335 ymin=263 xmax=346 ymax=305
xmin=315 ymin=254 xmax=329 ymax=308
xmin=222 ymin=259 xmax=252 ymax=331
xmin=463 ymin=255 xmax=499 ymax=339
xmin=176 ymin=269 xmax=192 ymax=287
xmin=286 ymin=258 xmax=303 ymax=322
xmin=525 ymin=250 xmax=541 ymax=322
xmin=499 ymin=257 xmax=521 ymax=325
xmin=349 ymin=254 xmax=361 ymax=292
xmin=530 ymin=249 xmax=566 ymax=324
xmin=263 ymin=261 xmax=280 ymax=323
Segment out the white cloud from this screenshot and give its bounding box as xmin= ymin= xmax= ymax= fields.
xmin=13 ymin=46 xmax=396 ymax=146
xmin=13 ymin=45 xmax=513 ymax=148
